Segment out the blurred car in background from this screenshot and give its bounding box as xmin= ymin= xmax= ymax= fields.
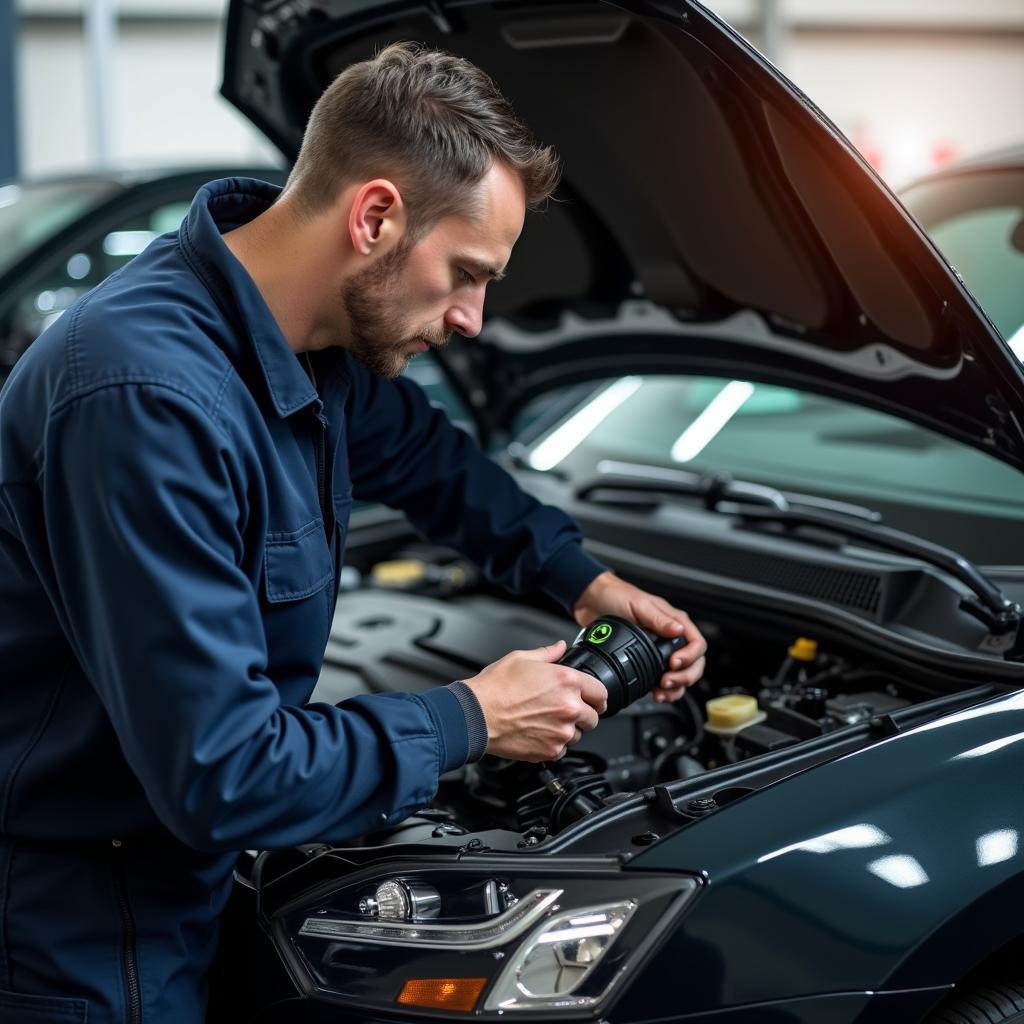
xmin=0 ymin=166 xmax=286 ymax=383
xmin=0 ymin=165 xmax=476 ymax=419
xmin=901 ymin=145 xmax=1024 ymax=360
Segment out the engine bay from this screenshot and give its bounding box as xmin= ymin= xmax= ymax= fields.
xmin=312 ymin=547 xmax=939 ymax=843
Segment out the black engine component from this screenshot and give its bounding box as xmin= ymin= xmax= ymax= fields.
xmin=318 ymin=587 xmax=918 ymax=835
xmin=319 ymin=592 xmax=698 ymax=835
xmin=460 ymin=697 xmax=697 ymax=834
xmin=313 ymin=592 xmax=573 ymax=703
xmin=462 ymin=752 xmax=610 ymax=834
xmin=560 ymin=615 xmax=687 ymax=717
xmin=517 ymin=756 xmax=613 ymax=833
xmin=576 ymin=699 xmax=693 ymax=788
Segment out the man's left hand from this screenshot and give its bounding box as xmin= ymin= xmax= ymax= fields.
xmin=572 ymin=571 xmax=707 ymax=704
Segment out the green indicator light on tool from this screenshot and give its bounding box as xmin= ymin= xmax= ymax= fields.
xmin=588 ymin=623 xmax=613 ymax=645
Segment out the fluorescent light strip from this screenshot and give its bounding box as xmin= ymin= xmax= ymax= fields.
xmin=528 ymin=376 xmax=643 ymax=471
xmin=671 ymin=380 xmax=754 ymax=463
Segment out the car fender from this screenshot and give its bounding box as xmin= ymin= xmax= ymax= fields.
xmin=619 ymin=688 xmax=1024 ymax=1014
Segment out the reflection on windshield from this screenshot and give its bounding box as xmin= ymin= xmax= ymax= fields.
xmin=527 ymin=376 xmax=642 ymax=471
xmin=522 ymin=375 xmax=1024 ymax=563
xmin=671 ymin=380 xmax=753 ymax=462
xmin=0 ymin=180 xmax=120 ymax=278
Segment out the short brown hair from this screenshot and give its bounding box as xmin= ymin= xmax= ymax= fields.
xmin=284 ymin=41 xmax=560 ymax=236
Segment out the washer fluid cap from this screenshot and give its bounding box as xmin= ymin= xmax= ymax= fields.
xmin=371 ymin=559 xmax=426 ymax=587
xmin=788 ymin=637 xmax=818 ymax=661
xmin=705 ymin=694 xmax=766 ymax=735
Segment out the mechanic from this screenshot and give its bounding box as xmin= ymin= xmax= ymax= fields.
xmin=0 ymin=42 xmax=706 ymax=1023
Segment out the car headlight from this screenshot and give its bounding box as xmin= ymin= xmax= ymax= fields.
xmin=262 ymin=855 xmax=700 ymax=1017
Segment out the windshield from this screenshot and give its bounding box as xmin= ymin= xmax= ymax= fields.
xmin=520 ymin=376 xmax=1024 ymax=565
xmin=0 ymin=180 xmax=121 ymax=278
xmin=901 ymin=168 xmax=1024 ymax=357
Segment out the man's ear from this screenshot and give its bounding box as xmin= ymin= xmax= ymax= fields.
xmin=348 ymin=179 xmax=407 ymax=257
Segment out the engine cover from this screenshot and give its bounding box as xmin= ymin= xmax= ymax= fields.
xmin=312 ymin=591 xmax=573 ymax=704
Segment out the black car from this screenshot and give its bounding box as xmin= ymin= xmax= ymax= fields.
xmin=0 ymin=165 xmax=286 ymax=382
xmin=195 ymin=1 xmax=1024 ymax=1021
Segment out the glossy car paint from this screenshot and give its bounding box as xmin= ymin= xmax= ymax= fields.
xmin=624 ymin=689 xmax=1024 ymax=1017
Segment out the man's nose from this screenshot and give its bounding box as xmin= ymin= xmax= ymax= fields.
xmin=445 ymin=295 xmax=484 ymax=339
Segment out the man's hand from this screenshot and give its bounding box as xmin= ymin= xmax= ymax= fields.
xmin=464 ymin=640 xmax=608 ymax=761
xmin=572 ymin=571 xmax=707 ymax=704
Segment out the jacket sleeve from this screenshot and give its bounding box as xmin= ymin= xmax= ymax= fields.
xmin=43 ymin=382 xmax=468 ymax=851
xmin=343 ymin=360 xmax=606 ymax=610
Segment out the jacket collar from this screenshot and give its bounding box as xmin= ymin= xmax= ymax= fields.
xmin=179 ymin=176 xmax=319 ymax=418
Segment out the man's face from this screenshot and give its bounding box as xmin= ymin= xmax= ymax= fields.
xmin=341 ymin=161 xmax=526 ymax=379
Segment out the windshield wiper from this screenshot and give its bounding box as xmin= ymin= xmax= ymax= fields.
xmin=578 ymin=460 xmax=1023 ymax=657
xmin=586 ymin=459 xmax=883 ymax=522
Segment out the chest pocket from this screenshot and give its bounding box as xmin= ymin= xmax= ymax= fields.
xmin=263 ymin=519 xmax=333 ymax=603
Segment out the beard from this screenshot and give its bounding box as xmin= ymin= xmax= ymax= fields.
xmin=342 ymin=241 xmax=453 ymax=380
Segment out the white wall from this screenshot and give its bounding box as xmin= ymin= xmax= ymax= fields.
xmin=786 ymin=28 xmax=1024 ymax=186
xmin=16 ymin=13 xmax=280 ymax=176
xmin=13 ymin=1 xmax=1024 ymax=186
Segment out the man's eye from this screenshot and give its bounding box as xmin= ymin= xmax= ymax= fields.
xmin=458 ymin=268 xmax=476 ymax=285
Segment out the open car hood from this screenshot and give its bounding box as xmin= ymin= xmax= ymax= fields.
xmin=222 ymin=0 xmax=1024 ymax=472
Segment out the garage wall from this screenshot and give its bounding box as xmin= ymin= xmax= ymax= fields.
xmin=16 ymin=12 xmax=281 ymax=176
xmin=786 ymin=28 xmax=1024 ymax=186
xmin=12 ymin=1 xmax=1024 ymax=187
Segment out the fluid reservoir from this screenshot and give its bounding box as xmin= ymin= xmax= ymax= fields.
xmin=705 ymin=694 xmax=766 ymax=735
xmin=788 ymin=638 xmax=818 ymax=662
xmin=770 ymin=637 xmax=820 ymax=688
xmin=371 ymin=559 xmax=427 ymax=588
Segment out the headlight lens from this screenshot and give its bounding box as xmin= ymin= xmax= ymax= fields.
xmin=484 ymin=900 xmax=637 ymax=1011
xmin=264 ymin=856 xmax=700 ymax=1018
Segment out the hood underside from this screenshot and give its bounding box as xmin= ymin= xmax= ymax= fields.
xmin=223 ymin=0 xmax=1024 ymax=473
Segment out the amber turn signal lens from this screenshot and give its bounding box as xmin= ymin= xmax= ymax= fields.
xmin=397 ymin=977 xmax=488 ymax=1012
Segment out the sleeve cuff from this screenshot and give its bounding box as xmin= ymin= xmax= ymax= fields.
xmin=536 ymin=543 xmax=608 ymax=613
xmin=446 ymin=680 xmax=489 ymax=763
xmin=417 ymin=685 xmax=470 ymax=773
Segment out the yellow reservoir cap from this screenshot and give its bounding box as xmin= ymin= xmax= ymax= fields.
xmin=788 ymin=637 xmax=818 ymax=661
xmin=371 ymin=559 xmax=427 ymax=587
xmin=705 ymin=695 xmax=766 ymax=735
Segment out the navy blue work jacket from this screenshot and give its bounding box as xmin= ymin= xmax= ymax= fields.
xmin=0 ymin=177 xmax=605 ymax=1023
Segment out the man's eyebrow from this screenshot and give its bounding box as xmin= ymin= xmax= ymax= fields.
xmin=458 ymin=256 xmax=507 ymax=283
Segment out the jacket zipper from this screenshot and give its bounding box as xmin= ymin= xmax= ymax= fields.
xmin=111 ymin=839 xmax=142 ymax=1024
